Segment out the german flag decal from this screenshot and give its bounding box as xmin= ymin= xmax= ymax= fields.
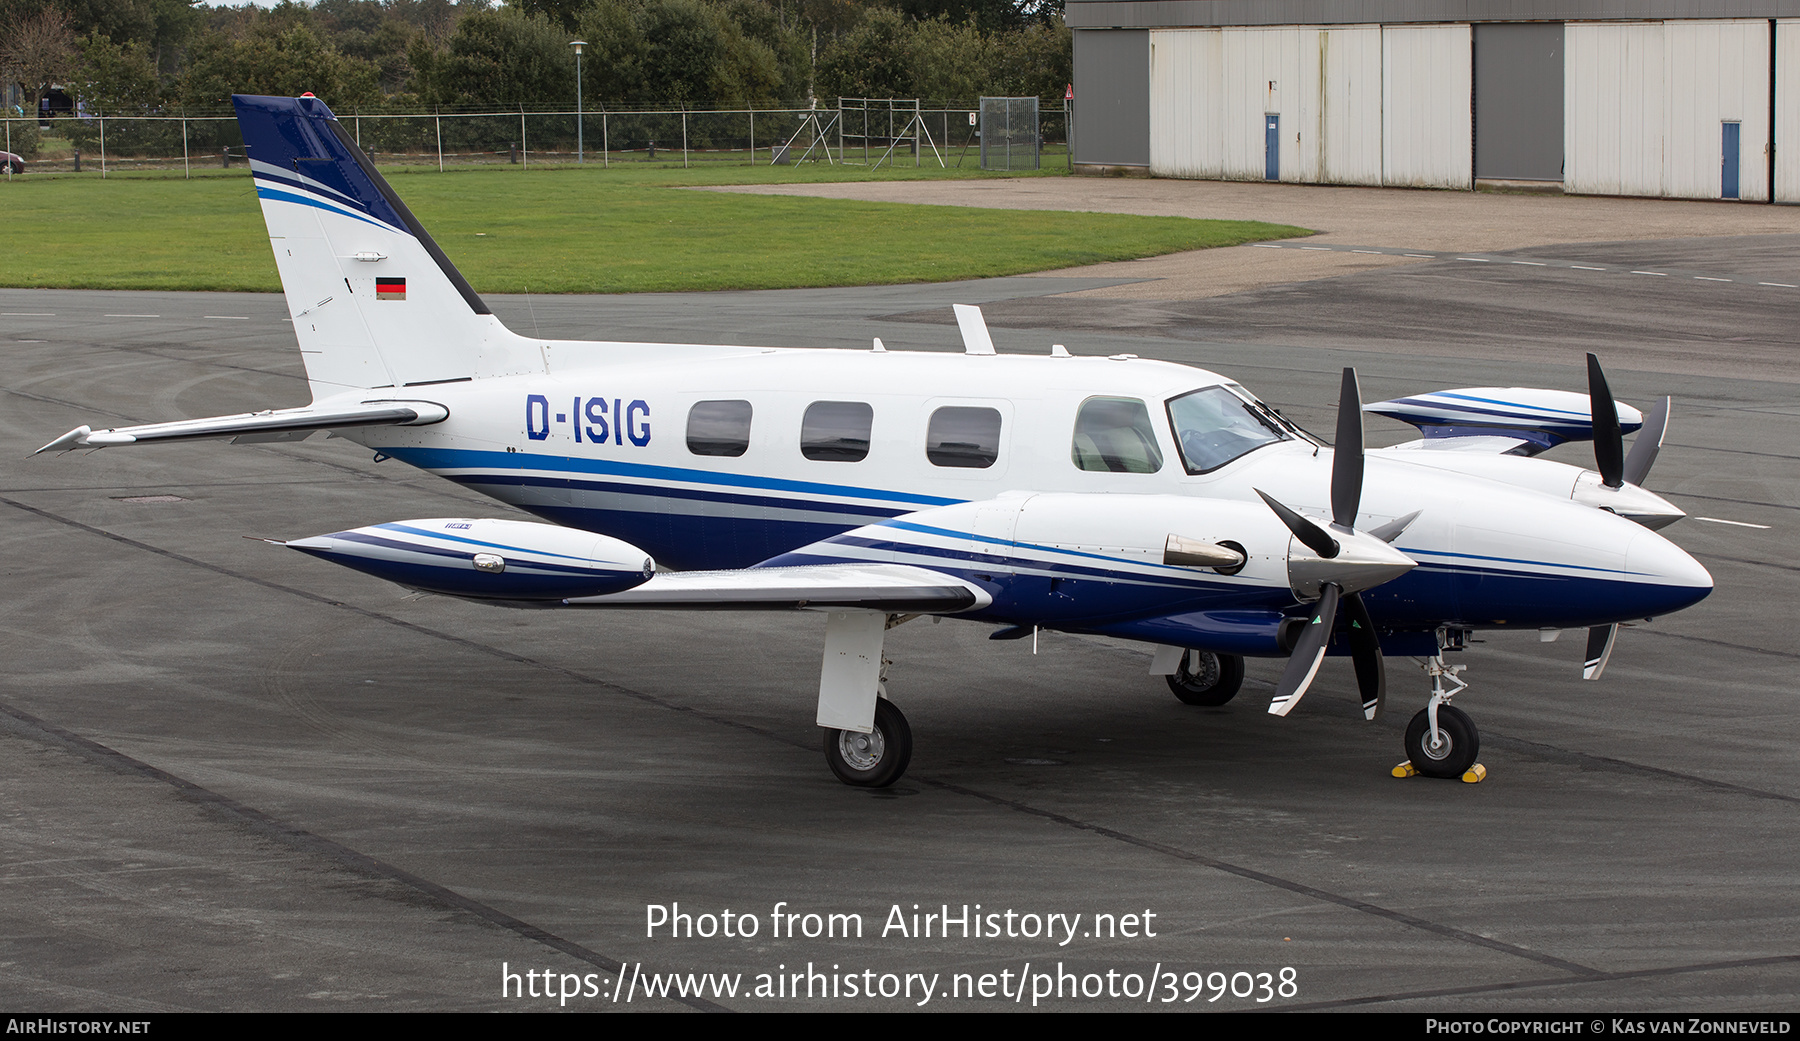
xmin=375 ymin=277 xmax=406 ymax=301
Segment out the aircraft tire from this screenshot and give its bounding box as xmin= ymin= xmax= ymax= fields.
xmin=824 ymin=699 xmax=913 ymax=787
xmin=1404 ymin=705 xmax=1480 ymax=778
xmin=1166 ymin=651 xmax=1245 ymax=707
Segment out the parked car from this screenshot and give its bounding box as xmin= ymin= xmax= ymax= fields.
xmin=0 ymin=152 xmax=23 ymax=174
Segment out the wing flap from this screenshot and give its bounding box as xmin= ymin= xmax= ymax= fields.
xmin=35 ymin=399 xmax=448 ymax=454
xmin=563 ymin=563 xmax=991 ymax=613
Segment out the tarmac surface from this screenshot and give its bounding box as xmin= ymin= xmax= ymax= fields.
xmin=1 ymin=180 xmax=1797 ymax=1012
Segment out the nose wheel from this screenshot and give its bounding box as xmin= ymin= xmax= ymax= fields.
xmin=824 ymin=698 xmax=913 ymax=787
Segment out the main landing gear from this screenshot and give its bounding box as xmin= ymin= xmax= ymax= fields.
xmin=816 ymin=611 xmax=922 ymax=788
xmin=1165 ymin=650 xmax=1245 ymax=707
xmin=824 ymin=698 xmax=913 ymax=788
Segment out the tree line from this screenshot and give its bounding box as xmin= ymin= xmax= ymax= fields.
xmin=2 ymin=0 xmax=1070 ymax=132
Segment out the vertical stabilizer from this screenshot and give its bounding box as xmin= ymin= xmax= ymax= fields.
xmin=234 ymin=94 xmax=538 ymax=394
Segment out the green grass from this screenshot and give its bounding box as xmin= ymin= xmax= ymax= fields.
xmin=0 ymin=161 xmax=1311 ymax=294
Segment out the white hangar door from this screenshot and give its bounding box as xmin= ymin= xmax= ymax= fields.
xmin=1149 ymin=26 xmax=1380 ymax=185
xmin=1382 ymin=24 xmax=1473 ymax=189
xmin=1567 ymin=20 xmax=1769 ymax=200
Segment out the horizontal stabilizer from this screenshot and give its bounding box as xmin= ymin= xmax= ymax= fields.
xmin=35 ymin=399 xmax=447 ymax=454
xmin=564 ymin=563 xmax=991 ymax=612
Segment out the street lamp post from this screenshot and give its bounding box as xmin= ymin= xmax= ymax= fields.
xmin=570 ymin=40 xmax=587 ymax=164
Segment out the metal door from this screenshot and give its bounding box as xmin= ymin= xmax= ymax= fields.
xmin=1722 ymin=121 xmax=1741 ymax=199
xmin=1265 ymin=114 xmax=1280 ymax=181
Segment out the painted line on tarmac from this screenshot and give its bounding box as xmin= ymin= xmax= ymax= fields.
xmin=1695 ymin=516 xmax=1771 ymax=528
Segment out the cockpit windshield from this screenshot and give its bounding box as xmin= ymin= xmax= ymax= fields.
xmin=1166 ymin=385 xmax=1294 ymax=473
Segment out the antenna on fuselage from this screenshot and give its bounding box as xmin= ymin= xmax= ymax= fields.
xmin=872 ymin=337 xmax=886 ymax=352
xmin=952 ymin=304 xmax=996 ymax=356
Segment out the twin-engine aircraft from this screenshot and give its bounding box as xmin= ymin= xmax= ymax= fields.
xmin=37 ymin=94 xmax=1712 ymax=787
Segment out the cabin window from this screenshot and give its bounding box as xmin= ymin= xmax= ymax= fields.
xmin=686 ymin=400 xmax=753 ymax=457
xmin=1165 ymin=385 xmax=1290 ymax=473
xmin=801 ymin=401 xmax=873 ymax=462
xmin=1071 ymin=397 xmax=1164 ymax=473
xmin=926 ymin=406 xmax=1002 ymax=468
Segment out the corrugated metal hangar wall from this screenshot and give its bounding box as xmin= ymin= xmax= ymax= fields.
xmin=1069 ymin=2 xmax=1800 ymax=201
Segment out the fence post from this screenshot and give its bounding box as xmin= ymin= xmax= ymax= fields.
xmin=602 ymin=110 xmax=608 ymax=166
xmin=4 ymin=119 xmax=10 ymax=181
xmin=99 ymin=112 xmax=106 ymax=178
xmin=682 ymin=109 xmax=688 ymax=168
xmin=182 ymin=116 xmax=189 ymax=179
xmin=435 ymin=110 xmax=443 ymax=172
xmin=749 ymin=107 xmax=755 ymax=165
xmin=355 ymin=113 xmax=361 ymax=146
xmin=520 ymin=106 xmax=527 ymax=169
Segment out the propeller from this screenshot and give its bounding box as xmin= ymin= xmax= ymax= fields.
xmin=1260 ymin=369 xmax=1415 ymax=721
xmin=1589 ymin=353 xmax=1671 ymax=488
xmin=1588 ymin=353 xmax=1624 ymax=489
xmin=1582 ymin=359 xmax=1670 ymax=677
xmin=1623 ymin=395 xmax=1669 ymax=488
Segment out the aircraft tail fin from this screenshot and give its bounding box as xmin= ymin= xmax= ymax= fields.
xmin=234 ymin=94 xmax=538 ymax=395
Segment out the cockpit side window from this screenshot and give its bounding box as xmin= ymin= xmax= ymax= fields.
xmin=1071 ymin=396 xmax=1164 ymax=473
xmin=1166 ymin=385 xmax=1290 ymax=474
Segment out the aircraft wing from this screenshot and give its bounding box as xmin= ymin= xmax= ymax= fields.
xmin=563 ymin=564 xmax=992 ymax=613
xmin=34 ymin=399 xmax=449 ymax=454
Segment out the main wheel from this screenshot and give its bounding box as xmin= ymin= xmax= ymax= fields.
xmin=824 ymin=699 xmax=913 ymax=788
xmin=1166 ymin=650 xmax=1245 ymax=706
xmin=1404 ymin=705 xmax=1480 ymax=779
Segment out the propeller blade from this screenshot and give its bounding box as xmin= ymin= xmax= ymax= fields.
xmin=1269 ymin=582 xmax=1340 ymax=716
xmin=1255 ymin=488 xmax=1340 ymax=559
xmin=1588 ymin=353 xmax=1624 ymax=489
xmin=1343 ymin=592 xmax=1385 ymax=719
xmin=1332 ymin=368 xmax=1365 ymax=530
xmin=1583 ymin=623 xmax=1619 ymax=680
xmin=1365 ymin=509 xmax=1422 ymax=544
xmin=1622 ymin=396 xmax=1670 ymax=487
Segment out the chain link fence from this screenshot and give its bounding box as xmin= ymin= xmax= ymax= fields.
xmin=2 ymin=99 xmax=1070 ymax=177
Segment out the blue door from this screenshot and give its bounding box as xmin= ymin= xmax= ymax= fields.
xmin=1265 ymin=115 xmax=1280 ymax=181
xmin=1722 ymin=121 xmax=1740 ymax=199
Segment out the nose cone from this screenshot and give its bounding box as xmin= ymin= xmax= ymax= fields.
xmin=1624 ymin=528 xmax=1713 ymax=617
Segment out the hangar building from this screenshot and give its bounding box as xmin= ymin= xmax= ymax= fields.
xmin=1066 ymin=1 xmax=1800 ymax=201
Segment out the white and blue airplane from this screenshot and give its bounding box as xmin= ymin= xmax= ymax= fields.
xmin=37 ymin=94 xmax=1712 ymax=787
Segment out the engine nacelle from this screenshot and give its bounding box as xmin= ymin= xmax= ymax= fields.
xmin=284 ymin=518 xmax=655 ymax=601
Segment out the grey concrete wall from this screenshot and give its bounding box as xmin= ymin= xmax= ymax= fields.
xmin=1475 ymin=22 xmax=1565 ymax=180
xmin=1073 ymin=29 xmax=1152 ymax=167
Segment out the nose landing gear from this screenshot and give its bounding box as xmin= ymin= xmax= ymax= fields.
xmin=1398 ymin=648 xmax=1483 ymax=780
